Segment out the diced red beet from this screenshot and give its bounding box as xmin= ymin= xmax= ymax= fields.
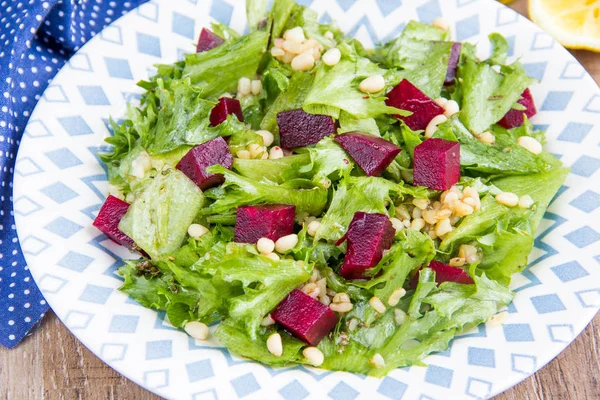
xmin=497 ymin=88 xmax=537 ymax=129
xmin=234 ymin=204 xmax=296 ymax=243
xmin=271 ymin=289 xmax=339 ymax=346
xmin=276 ymin=109 xmax=336 ymax=149
xmin=385 ymin=79 xmax=445 ymax=131
xmin=429 ymin=260 xmax=474 ymax=284
xmin=196 ymin=28 xmax=224 ymax=53
xmin=176 ymin=137 xmax=233 ymax=190
xmin=335 ymin=132 xmax=401 ymax=177
xmin=413 ymin=138 xmax=460 ymax=190
xmin=93 ymin=195 xmax=135 ymax=248
xmin=337 ymin=212 xmax=396 ymax=280
xmin=209 ymin=97 xmax=244 ymax=127
xmin=444 ymin=42 xmax=462 ymax=86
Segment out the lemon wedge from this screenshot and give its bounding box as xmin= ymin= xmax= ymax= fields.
xmin=529 ymin=0 xmax=600 ymax=52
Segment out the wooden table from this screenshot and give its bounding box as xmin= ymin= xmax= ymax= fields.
xmin=1 ymin=0 xmax=599 ymax=398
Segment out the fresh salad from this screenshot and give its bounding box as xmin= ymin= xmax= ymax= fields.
xmin=93 ymin=0 xmax=568 ymax=376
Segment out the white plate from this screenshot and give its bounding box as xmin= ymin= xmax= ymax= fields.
xmin=13 ymin=0 xmax=600 ymax=399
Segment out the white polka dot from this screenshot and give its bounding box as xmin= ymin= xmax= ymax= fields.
xmin=25 ymin=317 xmax=31 ymax=323
xmin=8 ymin=306 xmax=14 ymax=312
xmin=24 ymin=290 xmax=30 ymax=295
xmin=40 ymin=300 xmax=46 ymax=305
xmin=9 ymin=335 xmax=15 ymax=341
xmin=24 ymin=303 xmax=30 ymax=308
xmin=8 ymin=320 xmax=14 ymax=326
xmin=8 ymin=293 xmax=14 ymax=299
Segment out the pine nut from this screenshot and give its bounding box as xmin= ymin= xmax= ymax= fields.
xmin=282 ymin=52 xmax=294 ymax=64
xmin=307 ymin=220 xmax=321 ymax=236
xmin=369 ymin=296 xmax=386 ymax=314
xmin=330 ymin=302 xmax=353 ymax=313
xmin=412 ymin=207 xmax=423 ymax=220
xmin=435 ymin=218 xmax=453 ymax=237
xmin=267 ymin=333 xmax=283 ymax=357
xmin=302 ymin=283 xmax=320 ymax=299
xmin=271 ymin=47 xmax=285 ymax=57
xmin=458 ymin=245 xmax=478 ymax=261
xmin=359 ymin=75 xmax=385 ymax=93
xmin=449 ymin=257 xmax=466 ymax=267
xmin=454 ymin=201 xmax=474 ymax=217
xmin=188 ymin=224 xmax=209 ymax=239
xmin=313 ymin=47 xmax=322 ymax=61
xmin=303 ymin=346 xmax=324 ymax=366
xmin=261 ymin=314 xmax=275 ymax=326
xmin=434 ymin=97 xmax=449 ymax=108
xmin=184 ymin=321 xmax=209 ymax=340
xmin=402 ymin=219 xmax=411 ymax=228
xmin=425 ymin=114 xmax=448 ymax=138
xmin=370 ymin=353 xmax=385 ymax=368
xmin=316 ymin=278 xmax=327 ymax=300
xmin=463 ymin=186 xmax=478 ymax=199
xmin=487 ymin=311 xmax=509 ymax=327
xmin=423 ymin=210 xmax=438 ymax=225
xmin=237 ymin=77 xmax=252 ymax=96
xmin=388 ymin=288 xmax=406 ymax=306
xmin=519 ymin=194 xmax=534 ymax=209
xmin=291 ymin=52 xmax=315 ymax=71
xmin=236 ymin=150 xmax=251 ymax=159
xmin=390 ymin=217 xmax=404 ymax=232
xmin=333 ymin=293 xmax=350 ymax=304
xmin=435 ymin=209 xmax=452 ymax=220
xmin=256 ymin=237 xmax=275 ymax=254
xmin=411 ymin=218 xmax=426 ymax=231
xmin=320 ymin=296 xmax=331 ymax=306
xmin=348 ymin=318 xmax=359 ymax=331
xmin=517 ymin=136 xmax=542 ymax=155
xmin=309 ymin=269 xmax=320 ymax=283
xmin=269 ymin=146 xmax=284 ymax=159
xmin=443 ymin=100 xmax=460 ymax=117
xmin=275 ymin=234 xmax=299 ymax=253
xmin=466 ymin=252 xmax=481 ymax=265
xmin=412 ymin=198 xmax=430 ymax=210
xmin=283 ymin=26 xmax=305 ymax=43
xmin=478 ymin=131 xmax=495 ymax=145
xmin=324 ymin=31 xmax=334 ymax=40
xmin=394 ymin=309 xmax=407 ymax=325
xmin=247 ymin=143 xmax=264 ymax=159
xmin=395 ymin=204 xmax=411 ymax=220
xmin=251 ymin=80 xmax=263 ymax=95
xmin=273 ymin=38 xmax=284 ymax=48
xmin=432 ymin=17 xmax=449 ymax=31
xmin=495 ymin=192 xmax=519 ymax=207
xmin=264 ymin=252 xmax=280 ymax=261
xmin=322 ymin=48 xmax=341 ymax=66
xmin=256 ymin=130 xmax=274 ymax=147
xmin=283 ymin=39 xmax=304 ymax=54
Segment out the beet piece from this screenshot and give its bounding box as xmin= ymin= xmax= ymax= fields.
xmin=234 ymin=204 xmax=296 ymax=243
xmin=276 ymin=109 xmax=336 ymax=149
xmin=196 ymin=28 xmax=224 ymax=53
xmin=93 ymin=195 xmax=135 ymax=248
xmin=209 ymin=97 xmax=244 ymax=127
xmin=444 ymin=42 xmax=462 ymax=86
xmin=176 ymin=137 xmax=233 ymax=190
xmin=497 ymin=88 xmax=537 ymax=129
xmin=337 ymin=212 xmax=396 ymax=280
xmin=385 ymin=79 xmax=445 ymax=131
xmin=272 ymin=289 xmax=339 ymax=345
xmin=413 ymin=138 xmax=460 ymax=190
xmin=335 ymin=132 xmax=401 ymax=177
xmin=429 ymin=260 xmax=474 ymax=284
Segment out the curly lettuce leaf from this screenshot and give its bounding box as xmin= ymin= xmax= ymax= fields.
xmin=233 ymin=154 xmax=311 ymax=183
xmin=119 ymin=169 xmax=205 ymax=259
xmin=202 ymin=165 xmax=328 ymax=215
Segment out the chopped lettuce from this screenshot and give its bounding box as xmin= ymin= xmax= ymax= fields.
xmin=202 ymin=165 xmax=328 ymax=215
xmin=119 ymin=169 xmax=205 ymax=259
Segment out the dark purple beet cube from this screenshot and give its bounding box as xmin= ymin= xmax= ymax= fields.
xmin=335 ymin=132 xmax=401 ymax=177
xmin=429 ymin=260 xmax=474 ymax=284
xmin=234 ymin=204 xmax=296 ymax=243
xmin=272 ymin=289 xmax=339 ymax=346
xmin=209 ymin=97 xmax=244 ymax=127
xmin=385 ymin=79 xmax=445 ymax=131
xmin=93 ymin=195 xmax=135 ymax=248
xmin=196 ymin=28 xmax=224 ymax=53
xmin=276 ymin=109 xmax=336 ymax=149
xmin=413 ymin=138 xmax=460 ymax=191
xmin=176 ymin=137 xmax=233 ymax=190
xmin=337 ymin=212 xmax=396 ymax=280
xmin=497 ymin=88 xmax=537 ymax=129
xmin=444 ymin=42 xmax=462 ymax=86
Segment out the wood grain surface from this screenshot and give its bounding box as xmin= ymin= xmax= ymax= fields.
xmin=1 ymin=0 xmax=599 ymax=399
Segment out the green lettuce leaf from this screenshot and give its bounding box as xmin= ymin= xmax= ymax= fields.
xmin=233 ymin=154 xmax=311 ymax=183
xmin=119 ymin=169 xmax=205 ymax=259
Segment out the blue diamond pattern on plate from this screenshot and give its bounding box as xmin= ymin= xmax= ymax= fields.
xmin=12 ymin=0 xmax=600 ymax=399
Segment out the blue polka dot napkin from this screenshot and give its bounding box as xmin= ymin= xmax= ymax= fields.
xmin=0 ymin=0 xmax=146 ymax=349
